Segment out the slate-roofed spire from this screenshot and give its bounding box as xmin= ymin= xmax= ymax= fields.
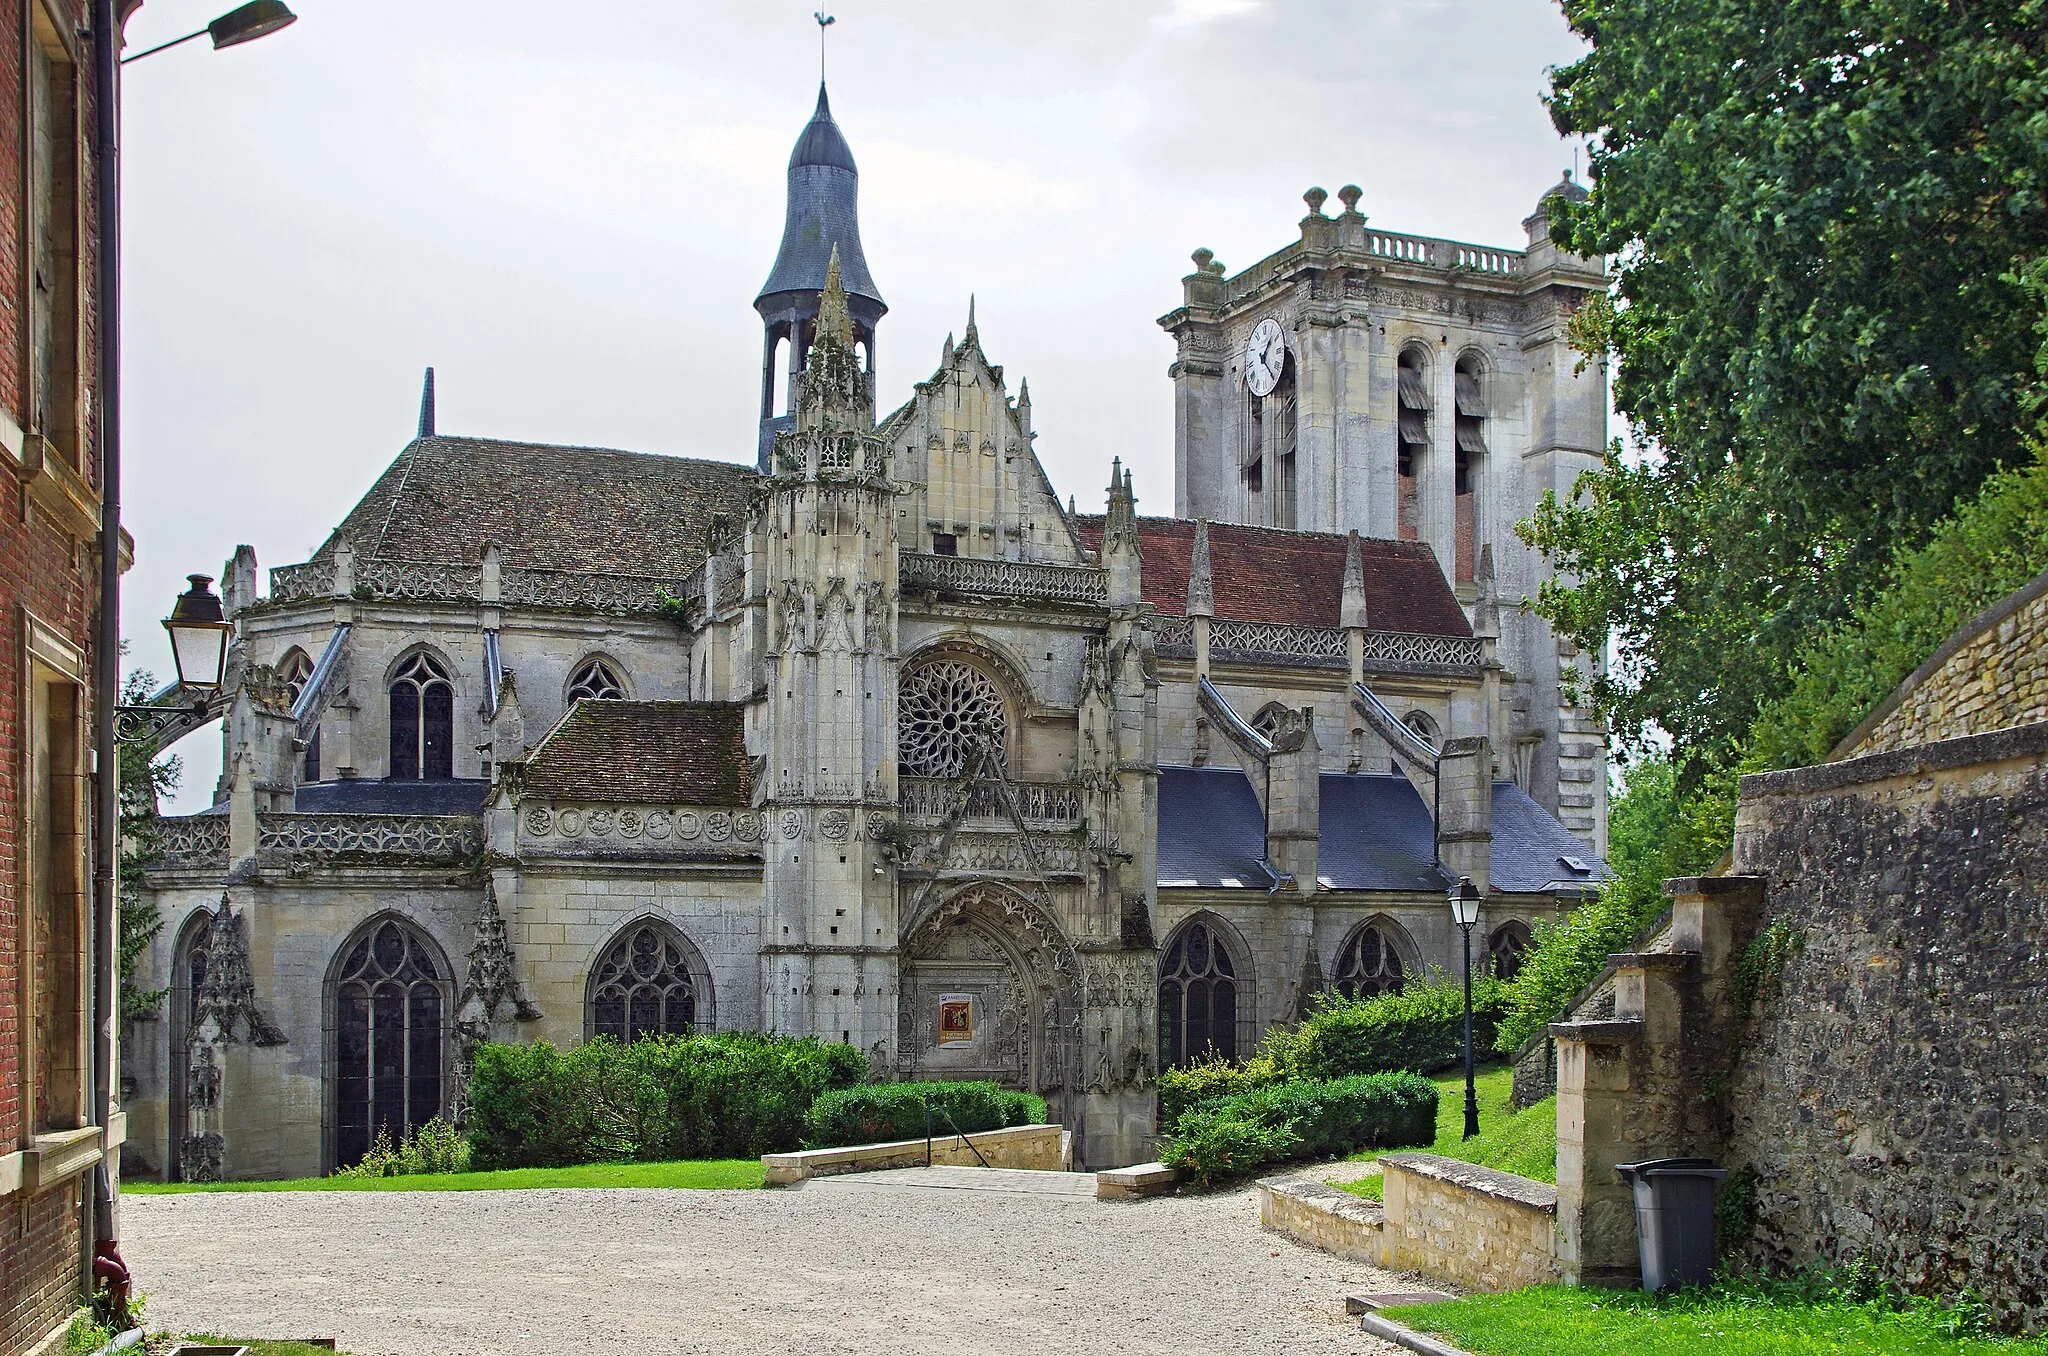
xmin=417 ymin=367 xmax=436 ymax=438
xmin=755 ymin=82 xmax=887 ymax=469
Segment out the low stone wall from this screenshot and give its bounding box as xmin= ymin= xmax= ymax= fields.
xmin=1380 ymin=1154 xmax=1564 ymax=1292
xmin=1258 ymin=1176 xmax=1384 ymax=1262
xmin=1838 ymin=567 xmax=2048 ymax=758
xmin=1729 ymin=721 xmax=2048 ymax=1330
xmin=762 ymin=1124 xmax=1068 ymax=1185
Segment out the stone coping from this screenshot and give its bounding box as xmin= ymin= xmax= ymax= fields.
xmin=1741 ymin=718 xmax=2048 ymax=800
xmin=1608 ymin=951 xmax=1696 ymax=971
xmin=1096 ymin=1161 xmax=1179 ymax=1200
xmin=1258 ymin=1173 xmax=1385 ymax=1226
xmin=1548 ymin=1017 xmax=1644 ymax=1045
xmin=762 ymin=1123 xmax=1065 ymax=1186
xmin=1380 ymin=1153 xmax=1558 ymax=1213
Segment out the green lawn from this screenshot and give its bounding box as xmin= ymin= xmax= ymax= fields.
xmin=1385 ymin=1285 xmax=2047 ymax=1356
xmin=180 ymin=1339 xmax=349 ymax=1356
xmin=1337 ymin=1063 xmax=1554 ymax=1200
xmin=125 ymin=1158 xmax=765 ymax=1195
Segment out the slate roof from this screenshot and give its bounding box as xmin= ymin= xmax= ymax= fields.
xmin=1072 ymin=516 xmax=1470 ymax=636
xmin=314 ymin=436 xmax=757 ymax=578
xmin=757 ymin=84 xmax=885 ymax=309
xmin=1156 ymin=765 xmax=1608 ymax=895
xmin=522 ymin=700 xmax=753 ymax=805
xmin=291 ymin=779 xmax=490 ymax=815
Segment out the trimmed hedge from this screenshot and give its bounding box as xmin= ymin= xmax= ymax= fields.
xmin=1157 ymin=1054 xmax=1285 ymax=1132
xmin=1281 ymin=978 xmax=1509 ymax=1080
xmin=804 ymin=1080 xmax=1046 ymax=1149
xmin=467 ymin=1033 xmax=866 ymax=1168
xmin=1161 ymin=1070 xmax=1437 ymax=1187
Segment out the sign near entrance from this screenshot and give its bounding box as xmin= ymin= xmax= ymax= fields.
xmin=937 ymin=994 xmax=975 ymax=1048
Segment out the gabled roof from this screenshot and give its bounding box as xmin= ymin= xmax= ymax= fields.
xmin=1072 ymin=517 xmax=1470 ymax=636
xmin=1156 ymin=766 xmax=1608 ymax=894
xmin=315 ymin=436 xmax=757 ymax=578
xmin=523 ymin=700 xmax=753 ymax=805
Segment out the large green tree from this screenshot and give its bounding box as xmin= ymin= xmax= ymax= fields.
xmin=1529 ymin=0 xmax=2048 ymax=765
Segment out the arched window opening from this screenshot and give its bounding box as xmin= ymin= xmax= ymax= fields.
xmin=1397 ymin=348 xmax=1430 ymax=542
xmin=332 ymin=918 xmax=447 ymax=1169
xmin=567 ymin=658 xmax=626 ymax=703
xmin=1453 ymin=355 xmax=1486 ymax=583
xmin=279 ymin=650 xmax=313 ymax=706
xmin=1333 ymin=923 xmax=1407 ymax=1001
xmin=590 ymin=922 xmax=701 ymax=1042
xmin=1245 ymin=350 xmax=1299 ymax=530
xmin=167 ymin=912 xmax=214 ymax=1181
xmin=1488 ymin=921 xmax=1532 ymax=982
xmin=1403 ymin=710 xmax=1440 ymax=750
xmin=1158 ymin=919 xmax=1239 ymax=1068
xmin=899 ymin=657 xmax=1008 ymax=778
xmin=389 ymin=652 xmax=453 ymax=781
xmin=766 ymin=330 xmax=789 ymax=419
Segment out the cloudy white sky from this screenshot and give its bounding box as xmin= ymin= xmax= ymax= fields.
xmin=123 ymin=0 xmax=1591 ymax=809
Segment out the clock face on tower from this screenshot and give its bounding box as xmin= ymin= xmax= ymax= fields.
xmin=1243 ymin=317 xmax=1287 ymax=397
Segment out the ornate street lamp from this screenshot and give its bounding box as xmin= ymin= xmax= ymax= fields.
xmin=122 ymin=1 xmax=297 ymax=64
xmin=163 ymin=574 xmax=233 ymax=694
xmin=1448 ymin=875 xmax=1483 ymax=1140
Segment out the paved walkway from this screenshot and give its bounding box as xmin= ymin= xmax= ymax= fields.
xmin=122 ymin=1168 xmax=1404 ymax=1356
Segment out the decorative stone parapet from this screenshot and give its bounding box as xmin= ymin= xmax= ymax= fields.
xmin=1156 ymin=616 xmax=1483 ymax=675
xmin=899 ymin=551 xmax=1109 ymax=606
xmin=898 ymin=777 xmax=1084 ymax=826
xmin=264 ymin=555 xmax=695 ymax=615
xmin=1379 ymin=1153 xmax=1564 ymax=1292
xmin=157 ymin=813 xmax=484 ymax=871
xmin=517 ymin=802 xmax=765 ymax=856
xmin=761 ymin=1123 xmax=1068 ymax=1186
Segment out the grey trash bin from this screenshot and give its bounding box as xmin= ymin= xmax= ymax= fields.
xmin=1616 ymin=1158 xmax=1728 ymax=1292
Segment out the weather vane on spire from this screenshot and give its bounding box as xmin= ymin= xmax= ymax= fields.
xmin=815 ymin=10 xmax=835 ymax=83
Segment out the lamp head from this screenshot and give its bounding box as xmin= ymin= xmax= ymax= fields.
xmin=164 ymin=574 xmax=233 ymax=693
xmin=1448 ymin=876 xmax=1483 ymax=929
xmin=208 ymin=0 xmax=296 ymax=50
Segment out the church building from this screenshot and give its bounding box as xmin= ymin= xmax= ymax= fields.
xmin=125 ymin=84 xmax=1610 ymax=1177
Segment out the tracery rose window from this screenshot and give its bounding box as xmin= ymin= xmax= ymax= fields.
xmin=567 ymin=658 xmax=625 ymax=702
xmin=898 ymin=658 xmax=1007 ymax=778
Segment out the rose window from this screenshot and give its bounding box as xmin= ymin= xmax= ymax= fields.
xmin=899 ymin=659 xmax=1007 ymax=778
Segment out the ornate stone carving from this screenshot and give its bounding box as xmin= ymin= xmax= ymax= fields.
xmin=257 ymin=813 xmax=484 ymax=865
xmin=899 ymin=551 xmax=1109 ymax=606
xmin=192 ymin=896 xmax=287 ymax=1047
xmin=448 ymin=883 xmax=541 ymax=1129
xmin=900 ymin=658 xmax=1008 ymax=779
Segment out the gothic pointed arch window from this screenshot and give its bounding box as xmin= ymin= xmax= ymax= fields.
xmin=1158 ymin=917 xmax=1244 ymax=1067
xmin=330 ymin=916 xmax=449 ymax=1170
xmin=1333 ymin=920 xmax=1409 ymax=1001
xmin=1453 ymin=353 xmax=1487 ymax=583
xmin=278 ymin=649 xmax=320 ymax=780
xmin=567 ymin=657 xmax=626 ymax=703
xmin=389 ymin=651 xmax=454 ymax=780
xmin=587 ymin=920 xmax=711 ymax=1042
xmin=898 ymin=655 xmax=1008 ymax=779
xmin=1397 ymin=346 xmax=1431 ymax=542
xmin=166 ymin=910 xmax=215 ymax=1181
xmin=1488 ymin=920 xmax=1533 ymax=982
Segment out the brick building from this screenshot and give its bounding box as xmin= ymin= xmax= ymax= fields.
xmin=1 ymin=2 xmax=124 ymax=1353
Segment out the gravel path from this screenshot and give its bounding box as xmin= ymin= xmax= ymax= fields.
xmin=121 ymin=1169 xmax=1407 ymax=1356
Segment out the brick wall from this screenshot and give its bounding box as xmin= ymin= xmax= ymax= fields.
xmin=2 ymin=1 xmax=110 ymax=1352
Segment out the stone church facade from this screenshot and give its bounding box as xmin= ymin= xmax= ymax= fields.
xmin=124 ymin=85 xmax=1609 ymax=1177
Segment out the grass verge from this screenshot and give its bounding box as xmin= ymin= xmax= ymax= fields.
xmin=1385 ymin=1283 xmax=2048 ymax=1356
xmin=1336 ymin=1063 xmax=1553 ymax=1200
xmin=125 ymin=1158 xmax=765 ymax=1195
xmin=179 ymin=1339 xmax=350 ymax=1356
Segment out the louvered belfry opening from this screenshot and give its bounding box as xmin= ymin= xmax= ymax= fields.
xmin=1397 ymin=348 xmax=1430 ymax=542
xmin=1453 ymin=355 xmax=1487 ymax=582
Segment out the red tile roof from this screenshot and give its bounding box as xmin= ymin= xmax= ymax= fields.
xmin=523 ymin=700 xmax=754 ymax=804
xmin=1072 ymin=517 xmax=1470 ymax=636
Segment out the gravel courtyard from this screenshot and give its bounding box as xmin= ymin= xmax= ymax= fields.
xmin=121 ymin=1168 xmax=1407 ymax=1356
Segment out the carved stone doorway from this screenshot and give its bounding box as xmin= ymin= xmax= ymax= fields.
xmin=900 ymin=884 xmax=1079 ymax=1097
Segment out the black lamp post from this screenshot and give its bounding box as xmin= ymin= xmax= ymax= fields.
xmin=1448 ymin=875 xmax=1483 ymax=1140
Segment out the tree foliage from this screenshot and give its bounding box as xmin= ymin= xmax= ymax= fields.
xmin=1530 ymin=0 xmax=2048 ymax=765
xmin=118 ymin=669 xmax=181 ymax=1019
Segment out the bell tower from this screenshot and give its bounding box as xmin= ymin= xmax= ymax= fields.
xmin=755 ymin=83 xmax=887 ymax=469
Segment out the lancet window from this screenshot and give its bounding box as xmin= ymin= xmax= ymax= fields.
xmin=1158 ymin=919 xmax=1241 ymax=1067
xmin=332 ymin=918 xmax=447 ymax=1169
xmin=1488 ymin=920 xmax=1532 ymax=982
xmin=389 ymin=652 xmax=453 ymax=780
xmin=1397 ymin=347 xmax=1429 ymax=542
xmin=1453 ymin=354 xmax=1486 ymax=583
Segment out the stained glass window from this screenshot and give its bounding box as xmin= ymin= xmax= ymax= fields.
xmin=590 ymin=923 xmax=699 ymax=1043
xmin=1158 ymin=920 xmax=1239 ymax=1068
xmin=333 ymin=919 xmax=445 ymax=1169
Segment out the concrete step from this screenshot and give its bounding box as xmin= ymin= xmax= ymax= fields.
xmin=805 ymin=1166 xmax=1099 ymax=1199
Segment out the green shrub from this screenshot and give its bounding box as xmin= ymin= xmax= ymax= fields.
xmin=335 ymin=1116 xmax=471 ymax=1178
xmin=803 ymin=1080 xmax=1042 ymax=1148
xmin=1161 ymin=1107 xmax=1301 ymax=1189
xmin=1161 ymin=1071 xmax=1438 ymax=1187
xmin=466 ymin=1032 xmax=868 ymax=1169
xmin=1284 ymin=979 xmax=1508 ymax=1080
xmin=1157 ymin=1053 xmax=1284 ymax=1132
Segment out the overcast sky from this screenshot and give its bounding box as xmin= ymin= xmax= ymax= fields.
xmin=123 ymin=0 xmax=1591 ymax=809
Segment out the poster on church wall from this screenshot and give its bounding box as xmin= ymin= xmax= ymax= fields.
xmin=936 ymin=994 xmax=975 ymax=1048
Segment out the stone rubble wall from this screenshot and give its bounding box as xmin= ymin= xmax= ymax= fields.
xmin=1839 ymin=569 xmax=2048 ymax=759
xmin=1730 ymin=722 xmax=2048 ymax=1332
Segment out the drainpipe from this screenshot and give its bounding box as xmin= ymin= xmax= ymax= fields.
xmin=89 ymin=0 xmax=127 ymax=1282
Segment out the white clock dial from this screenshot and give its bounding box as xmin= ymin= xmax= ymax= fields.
xmin=1244 ymin=317 xmax=1286 ymax=397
